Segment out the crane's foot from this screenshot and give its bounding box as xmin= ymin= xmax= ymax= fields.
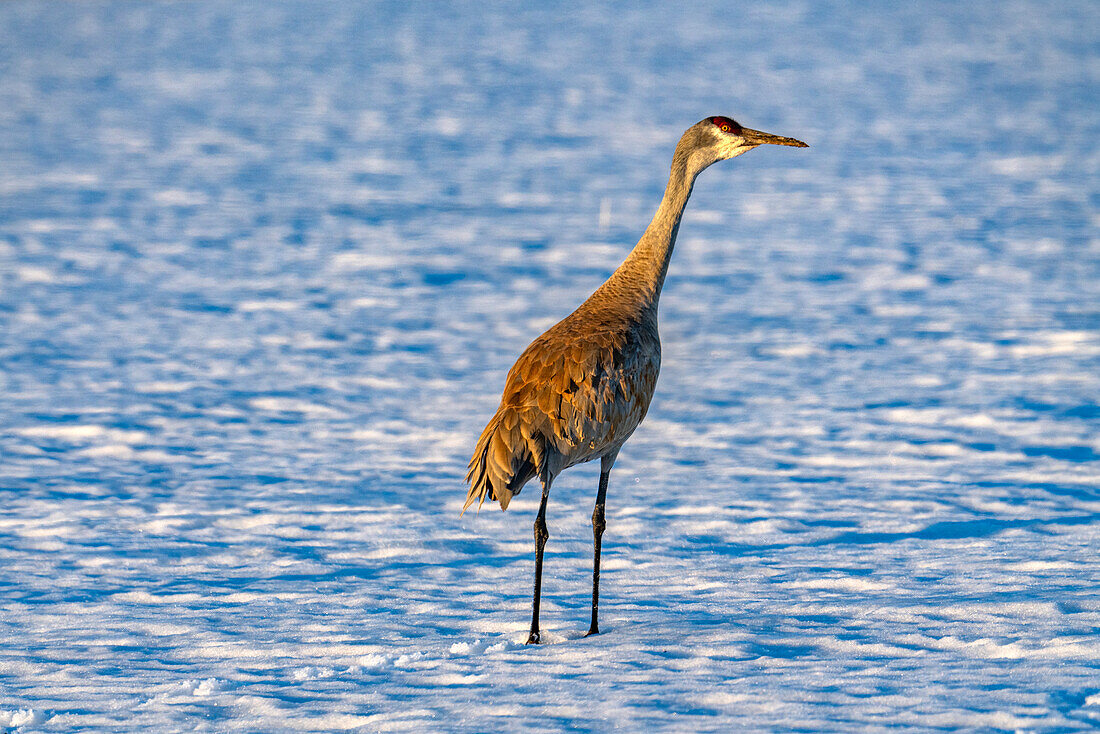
xmin=584 ymin=625 xmax=599 ymax=638
xmin=526 ymin=630 xmax=542 ymax=645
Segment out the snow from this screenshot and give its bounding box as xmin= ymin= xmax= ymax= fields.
xmin=1 ymin=0 xmax=1098 ymax=731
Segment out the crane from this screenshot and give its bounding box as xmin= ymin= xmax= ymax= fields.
xmin=465 ymin=116 xmax=808 ymax=644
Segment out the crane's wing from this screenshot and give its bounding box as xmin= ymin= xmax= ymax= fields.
xmin=464 ymin=317 xmax=660 ymax=513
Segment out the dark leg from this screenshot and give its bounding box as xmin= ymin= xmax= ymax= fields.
xmin=526 ymin=477 xmax=552 ymax=645
xmin=585 ymin=469 xmax=610 ymax=637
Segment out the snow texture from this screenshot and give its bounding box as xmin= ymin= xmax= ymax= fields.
xmin=1 ymin=1 xmax=1098 ymax=731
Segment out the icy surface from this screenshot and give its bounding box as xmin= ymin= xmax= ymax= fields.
xmin=1 ymin=1 xmax=1098 ymax=731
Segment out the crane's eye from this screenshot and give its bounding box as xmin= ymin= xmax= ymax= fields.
xmin=710 ymin=116 xmax=740 ymax=134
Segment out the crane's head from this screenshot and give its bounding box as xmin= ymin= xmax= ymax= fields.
xmin=704 ymin=115 xmax=808 ymax=157
xmin=678 ymin=116 xmax=807 ymax=174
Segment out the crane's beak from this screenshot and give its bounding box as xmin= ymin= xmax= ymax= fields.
xmin=741 ymin=128 xmax=809 ymax=148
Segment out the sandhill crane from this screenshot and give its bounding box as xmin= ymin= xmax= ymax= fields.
xmin=465 ymin=116 xmax=808 ymax=644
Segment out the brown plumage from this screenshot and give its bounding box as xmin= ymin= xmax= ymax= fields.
xmin=465 ymin=116 xmax=807 ymax=644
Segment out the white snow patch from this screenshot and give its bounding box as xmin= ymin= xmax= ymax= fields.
xmin=989 ymin=154 xmax=1066 ymax=177
xmin=190 ymin=678 xmax=222 ymax=697
xmin=16 ymin=266 xmax=57 ymax=283
xmin=153 ymin=189 xmax=209 ymax=206
xmin=292 ymin=666 xmax=336 ymax=681
xmin=113 ymin=591 xmax=204 ymax=604
xmin=17 ymin=425 xmax=148 ymax=443
xmin=0 ymin=709 xmax=44 ymax=728
xmin=248 ymin=398 xmax=343 ymax=416
xmin=762 ymin=343 xmax=819 ymax=358
xmin=238 ymin=299 xmax=301 ymax=312
xmin=792 ymin=577 xmax=892 ymax=592
xmin=330 ymin=251 xmax=403 ymax=271
xmin=134 ymin=381 xmax=196 ymax=393
xmin=358 ymin=654 xmax=389 ymax=669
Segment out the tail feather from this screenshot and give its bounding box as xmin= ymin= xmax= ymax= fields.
xmin=463 ymin=409 xmax=541 ymax=514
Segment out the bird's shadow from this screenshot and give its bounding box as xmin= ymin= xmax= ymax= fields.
xmin=713 ymin=511 xmax=1100 ymax=558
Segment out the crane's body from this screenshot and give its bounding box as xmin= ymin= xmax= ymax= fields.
xmin=467 ymin=308 xmax=659 ymax=510
xmin=465 ymin=116 xmax=807 ymax=644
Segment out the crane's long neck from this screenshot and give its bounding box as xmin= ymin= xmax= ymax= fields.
xmin=599 ymin=146 xmax=708 ymax=318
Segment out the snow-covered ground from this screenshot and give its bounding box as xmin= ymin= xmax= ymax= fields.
xmin=1 ymin=1 xmax=1098 ymax=731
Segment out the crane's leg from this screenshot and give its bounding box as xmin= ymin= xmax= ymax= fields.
xmin=526 ymin=476 xmax=552 ymax=645
xmin=586 ymin=467 xmax=611 ymax=637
